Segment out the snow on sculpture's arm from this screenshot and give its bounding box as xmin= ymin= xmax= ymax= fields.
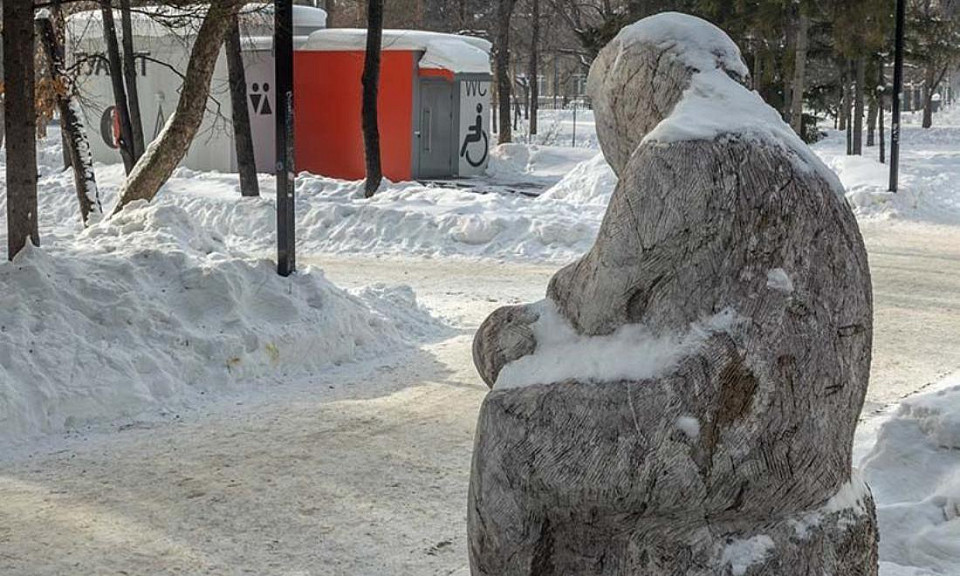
xmin=468 ymin=12 xmax=878 ymax=576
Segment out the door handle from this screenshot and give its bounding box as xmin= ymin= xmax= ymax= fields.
xmin=424 ymin=109 xmax=433 ymax=151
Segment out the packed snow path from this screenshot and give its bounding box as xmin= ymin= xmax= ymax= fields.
xmin=3 ymin=221 xmax=960 ymax=575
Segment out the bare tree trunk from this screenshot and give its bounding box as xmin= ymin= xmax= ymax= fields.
xmin=37 ymin=12 xmax=102 ymax=225
xmin=789 ymin=14 xmax=809 ymax=135
xmin=528 ymin=0 xmax=540 ymax=136
xmin=867 ymin=92 xmax=878 ymax=147
xmin=753 ymin=47 xmax=763 ymax=92
xmin=323 ymin=0 xmax=334 ymax=27
xmin=853 ymin=57 xmax=865 ymax=155
xmin=119 ymin=0 xmax=144 ymax=159
xmin=922 ymin=65 xmax=936 ymax=129
xmin=112 ymin=0 xmax=246 ymax=214
xmin=496 ymin=0 xmax=517 ymax=144
xmin=838 ymin=59 xmax=848 ymax=132
xmin=225 ymin=16 xmax=259 ymax=197
xmin=879 ymin=90 xmax=886 ymax=163
xmin=4 ymin=0 xmax=38 ymax=258
xmin=100 ymin=2 xmax=136 ymax=173
xmin=844 ymin=62 xmax=853 ymax=155
xmin=362 ymin=0 xmax=384 ymax=198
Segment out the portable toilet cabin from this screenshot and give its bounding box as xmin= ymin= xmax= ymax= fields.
xmin=295 ymin=30 xmax=492 ymax=181
xmin=65 ymin=4 xmax=327 ymax=173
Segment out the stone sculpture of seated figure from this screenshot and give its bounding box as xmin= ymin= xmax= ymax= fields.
xmin=468 ymin=12 xmax=878 ymax=576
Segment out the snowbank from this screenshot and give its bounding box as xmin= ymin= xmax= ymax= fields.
xmin=811 ymin=103 xmax=960 ymax=225
xmin=859 ymin=374 xmax=960 ymax=576
xmin=538 ymin=152 xmax=617 ymax=206
xmin=0 ymin=199 xmax=442 ymax=440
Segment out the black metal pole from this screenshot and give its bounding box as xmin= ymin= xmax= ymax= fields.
xmin=889 ymin=0 xmax=906 ymax=192
xmin=275 ymin=0 xmax=296 ymax=276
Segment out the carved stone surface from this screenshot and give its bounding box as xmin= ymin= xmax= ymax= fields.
xmin=468 ymin=13 xmax=878 ymax=576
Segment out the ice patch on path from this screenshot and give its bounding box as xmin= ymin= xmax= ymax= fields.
xmin=0 ymin=201 xmax=444 ymax=440
xmin=859 ymin=373 xmax=960 ymax=576
xmin=494 ymin=300 xmax=740 ymax=389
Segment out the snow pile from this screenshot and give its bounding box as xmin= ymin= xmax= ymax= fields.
xmin=485 ymin=143 xmax=597 ymax=182
xmin=539 ymin=152 xmax=617 ymax=206
xmin=811 ymin=104 xmax=960 ymax=225
xmin=0 ymin=200 xmax=442 ymax=440
xmin=494 ymin=300 xmax=739 ymax=389
xmin=860 ymin=376 xmax=960 ymax=576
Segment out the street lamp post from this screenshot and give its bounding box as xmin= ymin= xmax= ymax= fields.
xmin=889 ymin=0 xmax=906 ymax=193
xmin=275 ymin=0 xmax=296 ymax=276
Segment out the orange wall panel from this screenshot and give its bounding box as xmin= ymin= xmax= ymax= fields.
xmin=294 ymin=50 xmax=415 ymax=181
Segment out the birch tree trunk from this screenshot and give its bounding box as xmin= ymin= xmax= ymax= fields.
xmin=789 ymin=14 xmax=808 ymax=135
xmin=112 ymin=0 xmax=246 ymax=214
xmin=361 ymin=0 xmax=384 ymax=198
xmin=3 ymin=0 xmax=38 ymax=258
xmin=119 ymin=0 xmax=144 ymax=160
xmin=36 ymin=12 xmax=102 ymax=225
xmin=225 ymin=16 xmax=259 ymax=197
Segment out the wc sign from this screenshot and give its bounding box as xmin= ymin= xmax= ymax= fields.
xmin=458 ymin=80 xmax=490 ymax=176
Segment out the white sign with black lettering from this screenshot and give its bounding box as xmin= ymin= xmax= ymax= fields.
xmin=458 ymin=79 xmax=491 ymax=176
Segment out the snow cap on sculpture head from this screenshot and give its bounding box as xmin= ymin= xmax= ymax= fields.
xmin=588 ymin=12 xmax=750 ymax=176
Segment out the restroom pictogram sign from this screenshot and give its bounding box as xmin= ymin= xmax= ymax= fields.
xmin=249 ymin=82 xmax=272 ymax=115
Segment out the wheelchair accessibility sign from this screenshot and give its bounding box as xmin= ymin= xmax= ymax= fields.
xmin=458 ymin=80 xmax=491 ymax=176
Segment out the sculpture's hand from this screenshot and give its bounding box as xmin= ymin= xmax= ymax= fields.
xmin=472 ymin=304 xmax=540 ymax=388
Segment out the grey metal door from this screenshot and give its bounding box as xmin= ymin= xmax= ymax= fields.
xmin=418 ymin=80 xmax=454 ymax=178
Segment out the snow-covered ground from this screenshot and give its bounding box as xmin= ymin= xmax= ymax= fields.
xmin=2 ymin=102 xmax=960 ymax=574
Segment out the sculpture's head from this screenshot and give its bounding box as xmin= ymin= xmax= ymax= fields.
xmin=587 ymin=12 xmax=750 ymax=176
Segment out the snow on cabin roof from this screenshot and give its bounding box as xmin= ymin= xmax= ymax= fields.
xmin=66 ymin=3 xmax=326 ymax=41
xmin=301 ymin=29 xmax=492 ymax=75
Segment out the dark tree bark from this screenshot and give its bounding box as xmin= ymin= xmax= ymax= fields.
xmin=838 ymin=59 xmax=848 ymax=132
xmin=496 ymin=0 xmax=517 ymax=144
xmin=921 ymin=65 xmax=946 ymax=129
xmin=361 ymin=0 xmax=384 ymax=198
xmin=528 ymin=0 xmax=540 ymax=136
xmin=844 ymin=62 xmax=853 ymax=155
xmin=113 ymin=0 xmax=246 ymax=214
xmin=323 ymin=0 xmax=334 ymax=27
xmin=867 ymin=93 xmax=878 ymax=148
xmin=100 ymin=2 xmax=136 ymax=173
xmin=225 ymin=16 xmax=259 ymax=197
xmin=4 ymin=0 xmax=39 ymax=258
xmin=36 ymin=13 xmax=102 ymax=225
xmin=853 ymin=57 xmax=865 ymax=155
xmin=879 ymin=68 xmax=886 ymax=164
xmin=119 ymin=0 xmax=144 ymax=160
